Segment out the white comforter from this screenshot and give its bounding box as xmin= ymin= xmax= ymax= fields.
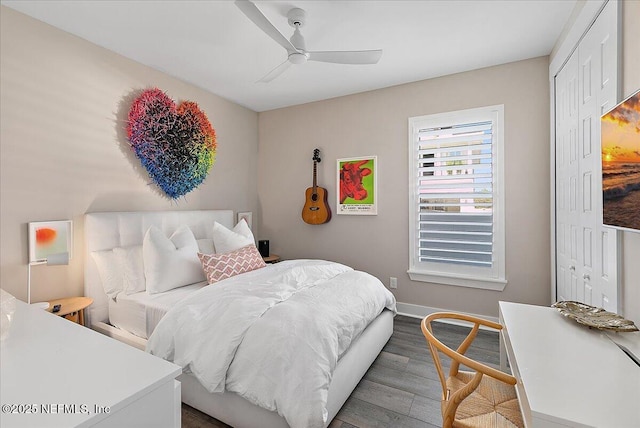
xmin=147 ymin=259 xmax=396 ymax=428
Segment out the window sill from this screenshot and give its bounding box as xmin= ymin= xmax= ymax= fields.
xmin=407 ymin=269 xmax=507 ymax=291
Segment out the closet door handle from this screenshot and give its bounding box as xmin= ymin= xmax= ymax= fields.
xmin=583 ymin=274 xmax=590 ymax=280
xmin=569 ymin=265 xmax=576 ymax=271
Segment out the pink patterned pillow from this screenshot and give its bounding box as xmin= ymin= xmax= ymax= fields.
xmin=198 ymin=244 xmax=266 ymax=284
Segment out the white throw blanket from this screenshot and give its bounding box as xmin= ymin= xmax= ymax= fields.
xmin=147 ymin=259 xmax=396 ymax=428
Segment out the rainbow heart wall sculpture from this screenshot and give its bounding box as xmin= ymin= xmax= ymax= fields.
xmin=127 ymin=88 xmax=217 ymax=199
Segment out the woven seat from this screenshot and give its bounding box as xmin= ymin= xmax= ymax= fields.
xmin=421 ymin=313 xmax=524 ymax=428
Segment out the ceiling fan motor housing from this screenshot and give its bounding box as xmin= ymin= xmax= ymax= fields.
xmin=288 ymin=51 xmax=308 ymax=64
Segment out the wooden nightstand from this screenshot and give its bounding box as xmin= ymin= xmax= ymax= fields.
xmin=47 ymin=296 xmax=93 ymax=326
xmin=263 ymin=254 xmax=281 ymax=264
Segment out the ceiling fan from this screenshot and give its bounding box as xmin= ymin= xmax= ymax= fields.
xmin=235 ymin=0 xmax=383 ymax=82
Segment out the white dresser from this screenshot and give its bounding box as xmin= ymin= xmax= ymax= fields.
xmin=1 ymin=299 xmax=182 ymax=427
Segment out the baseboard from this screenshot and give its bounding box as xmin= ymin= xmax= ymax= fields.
xmin=395 ymin=302 xmax=499 ymax=330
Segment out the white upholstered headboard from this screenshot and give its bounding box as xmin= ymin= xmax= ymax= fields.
xmin=84 ymin=210 xmax=234 ymax=327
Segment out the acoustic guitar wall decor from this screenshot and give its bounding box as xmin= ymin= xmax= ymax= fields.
xmin=302 ymin=149 xmax=331 ymax=224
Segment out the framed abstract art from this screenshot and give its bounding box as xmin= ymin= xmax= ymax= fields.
xmin=28 ymin=220 xmax=73 ymax=263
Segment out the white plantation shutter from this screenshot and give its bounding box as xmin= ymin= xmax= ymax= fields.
xmin=408 ymin=106 xmax=506 ymax=290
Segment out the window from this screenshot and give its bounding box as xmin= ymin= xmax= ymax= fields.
xmin=408 ymin=105 xmax=506 ymax=290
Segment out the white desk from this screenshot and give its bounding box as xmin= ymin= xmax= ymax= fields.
xmin=499 ymin=301 xmax=640 ymax=428
xmin=1 ymin=299 xmax=182 ymax=427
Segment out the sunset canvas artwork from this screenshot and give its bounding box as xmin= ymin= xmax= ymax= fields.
xmin=601 ymin=90 xmax=640 ymax=232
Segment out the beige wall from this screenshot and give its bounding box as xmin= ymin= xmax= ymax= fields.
xmin=620 ymin=0 xmax=640 ymax=323
xmin=258 ymin=57 xmax=551 ymax=318
xmin=3 ymin=3 xmax=633 ymax=321
xmin=0 ymin=7 xmax=259 ymax=303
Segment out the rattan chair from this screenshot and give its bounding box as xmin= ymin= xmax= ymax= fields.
xmin=421 ymin=313 xmax=524 ymax=428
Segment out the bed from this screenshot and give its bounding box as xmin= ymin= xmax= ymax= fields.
xmin=84 ymin=210 xmax=396 ymax=428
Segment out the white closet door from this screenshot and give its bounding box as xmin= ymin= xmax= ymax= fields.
xmin=555 ymin=49 xmax=580 ymax=304
xmin=555 ymin=0 xmax=619 ymax=311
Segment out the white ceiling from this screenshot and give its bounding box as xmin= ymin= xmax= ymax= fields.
xmin=2 ymin=0 xmax=576 ymax=112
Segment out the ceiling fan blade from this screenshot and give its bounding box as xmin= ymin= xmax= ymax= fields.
xmin=235 ymin=0 xmax=298 ymax=53
xmin=307 ymin=49 xmax=383 ymax=65
xmin=258 ymin=60 xmax=292 ymax=83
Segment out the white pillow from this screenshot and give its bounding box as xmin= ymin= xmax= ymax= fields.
xmin=92 ymin=249 xmax=123 ymax=299
xmin=113 ymin=245 xmax=146 ymax=295
xmin=143 ymin=225 xmax=205 ymax=294
xmin=197 ymin=238 xmax=215 ymax=255
xmin=212 ymin=219 xmax=255 ymax=254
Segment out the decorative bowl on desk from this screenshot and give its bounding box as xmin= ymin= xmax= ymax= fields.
xmin=552 ymin=301 xmax=639 ymax=332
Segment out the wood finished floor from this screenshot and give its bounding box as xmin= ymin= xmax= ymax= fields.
xmin=181 ymin=315 xmax=500 ymax=428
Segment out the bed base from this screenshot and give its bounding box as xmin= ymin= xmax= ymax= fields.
xmin=91 ymin=321 xmax=146 ymax=351
xmin=179 ymin=309 xmax=393 ymax=428
xmin=89 ymin=310 xmax=393 ymax=428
